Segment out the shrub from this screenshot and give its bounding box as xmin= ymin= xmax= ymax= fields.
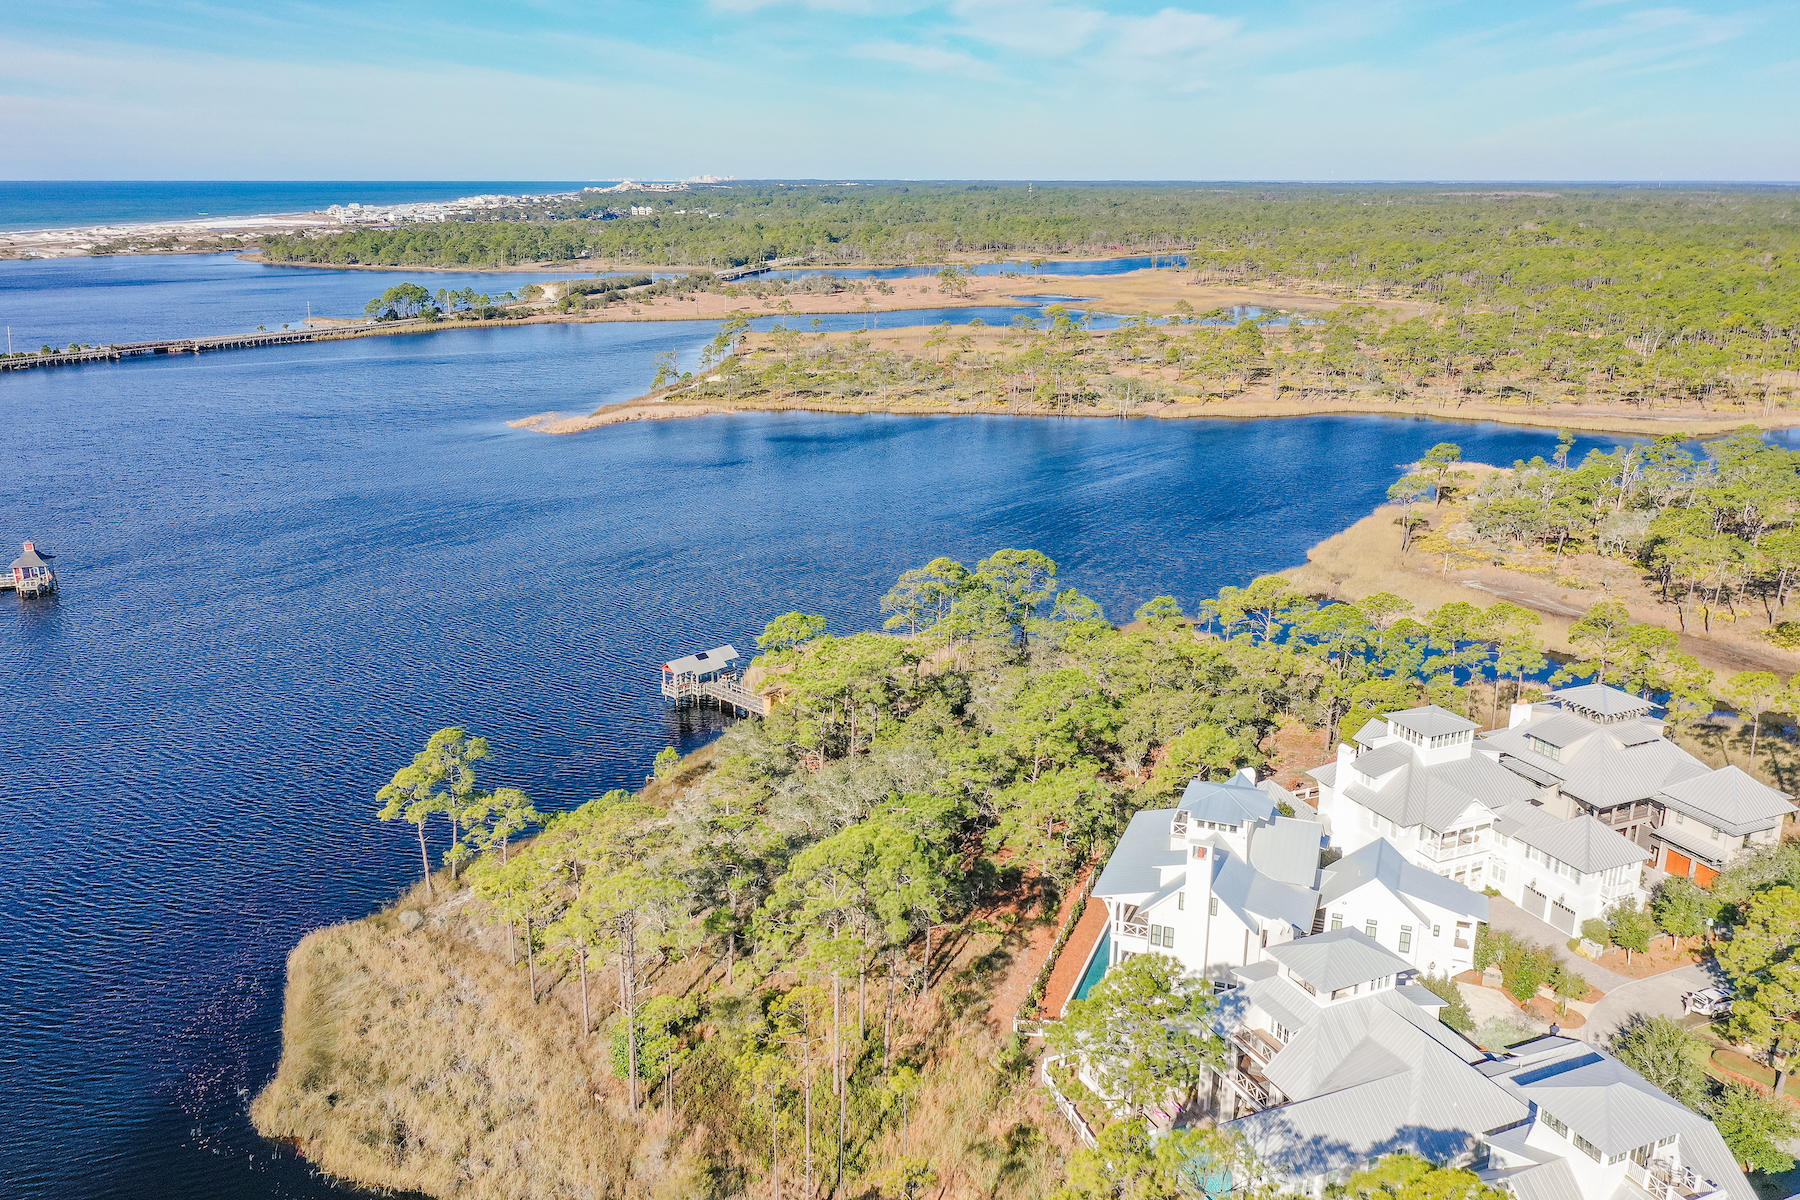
xmin=1767 ymin=621 xmax=1800 ymax=651
xmin=1581 ymin=917 xmax=1611 ymax=946
xmin=1550 ymin=964 xmax=1590 ymax=1010
xmin=1500 ymin=942 xmax=1555 ymax=1002
xmin=1474 ymin=925 xmax=1515 ymax=973
xmin=1418 ymin=974 xmax=1476 ymax=1033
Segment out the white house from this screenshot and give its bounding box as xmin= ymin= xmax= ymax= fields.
xmin=1092 ymin=770 xmax=1323 ymax=984
xmin=1311 ymin=704 xmax=1649 ymax=932
xmin=1477 ymin=1034 xmax=1754 ymax=1200
xmin=1316 ymin=839 xmax=1488 ymax=977
xmin=1198 ymin=930 xmax=1755 ymax=1200
xmin=1484 ymin=685 xmax=1794 ymax=888
xmin=1209 ymin=930 xmax=1528 ymax=1196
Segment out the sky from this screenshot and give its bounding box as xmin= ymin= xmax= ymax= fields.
xmin=1 ymin=0 xmax=1795 ymax=180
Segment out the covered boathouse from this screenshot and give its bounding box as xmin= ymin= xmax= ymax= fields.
xmin=8 ymin=541 xmax=56 ymax=598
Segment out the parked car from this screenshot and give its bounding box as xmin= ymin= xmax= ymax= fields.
xmin=1682 ymin=987 xmax=1733 ymax=1016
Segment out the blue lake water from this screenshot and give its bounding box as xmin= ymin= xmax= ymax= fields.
xmin=758 ymin=254 xmax=1187 ymax=283
xmin=0 ymin=181 xmax=600 ymax=231
xmin=0 ymin=253 xmax=606 ymax=348
xmin=0 ymin=253 xmax=1132 ymax=351
xmin=0 ymin=256 xmax=1640 ymax=1200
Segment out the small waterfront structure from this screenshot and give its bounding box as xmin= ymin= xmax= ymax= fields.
xmin=7 ymin=541 xmax=56 ymax=597
xmin=660 ymin=644 xmax=769 ymax=716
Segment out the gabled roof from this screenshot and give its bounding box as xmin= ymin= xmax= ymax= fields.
xmin=1092 ymin=809 xmax=1183 ymax=899
xmin=1178 ymin=775 xmax=1279 ymax=827
xmin=663 ymin=644 xmax=739 ymax=675
xmin=1657 ymin=765 xmax=1794 ymax=835
xmin=1213 ymin=848 xmax=1319 ymax=931
xmin=10 ymin=543 xmax=50 ymax=571
xmin=1501 ymin=809 xmax=1649 ymax=874
xmin=1347 ymin=718 xmax=1389 ymax=746
xmin=1386 ymin=705 xmax=1477 ymax=739
xmin=1552 ymin=683 xmax=1656 ymax=719
xmin=1344 ymin=751 xmax=1538 ymax=834
xmin=1246 ymin=816 xmax=1324 ymax=889
xmin=1483 ymin=713 xmax=1711 ymax=810
xmin=1222 ymin=977 xmax=1524 ymax=1181
xmin=1318 ymin=838 xmax=1488 ymax=921
xmin=1266 ymin=928 xmax=1411 ymax=994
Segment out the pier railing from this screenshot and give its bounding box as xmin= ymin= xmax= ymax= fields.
xmin=661 ymin=671 xmax=770 ymax=716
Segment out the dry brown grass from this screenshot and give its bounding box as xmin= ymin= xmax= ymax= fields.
xmin=251 ymin=804 xmax=1073 ymax=1200
xmin=251 ymin=882 xmax=722 ymax=1200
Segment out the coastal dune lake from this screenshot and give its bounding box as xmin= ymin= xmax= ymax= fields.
xmin=2 ymin=272 xmax=1635 ymax=1200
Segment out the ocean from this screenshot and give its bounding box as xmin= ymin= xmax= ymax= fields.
xmin=0 ymin=180 xmax=603 ymax=232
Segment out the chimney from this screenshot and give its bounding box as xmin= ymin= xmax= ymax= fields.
xmin=1508 ymin=701 xmax=1535 ymax=729
xmin=22 ymin=541 xmax=33 ymax=552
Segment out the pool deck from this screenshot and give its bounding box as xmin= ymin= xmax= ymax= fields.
xmin=1041 ymin=899 xmax=1109 ymax=1020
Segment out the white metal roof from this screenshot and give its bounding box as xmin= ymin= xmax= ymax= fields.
xmin=1657 ymin=765 xmax=1794 ymax=834
xmin=1386 ymin=704 xmax=1478 ymax=738
xmin=1552 ymin=683 xmax=1656 ymax=718
xmin=1318 ymin=838 xmax=1489 ymax=921
xmin=1266 ymin=928 xmax=1412 ymax=995
xmin=662 ymin=644 xmax=740 ymax=675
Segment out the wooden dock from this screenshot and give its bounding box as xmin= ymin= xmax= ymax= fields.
xmin=0 ymin=575 xmax=54 ymax=597
xmin=660 ymin=644 xmax=769 ymax=716
xmin=662 ymin=672 xmax=770 ymax=716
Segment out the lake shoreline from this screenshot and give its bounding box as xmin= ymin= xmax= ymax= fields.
xmin=511 ymin=389 xmax=1800 ymax=440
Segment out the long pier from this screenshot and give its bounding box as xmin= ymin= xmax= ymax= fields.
xmin=0 ymin=323 xmax=399 ymax=373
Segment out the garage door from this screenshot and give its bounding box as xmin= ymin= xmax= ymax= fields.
xmin=1523 ymin=886 xmax=1548 ymax=920
xmin=1550 ymin=902 xmax=1577 ymax=935
xmin=1665 ymin=849 xmax=1693 ymax=879
xmin=1694 ymin=862 xmax=1719 ymax=888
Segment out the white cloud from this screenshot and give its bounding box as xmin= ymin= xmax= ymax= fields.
xmin=1108 ymin=7 xmax=1243 ymax=58
xmin=852 ymin=39 xmax=992 ymax=75
xmin=946 ymin=0 xmax=1106 ymax=57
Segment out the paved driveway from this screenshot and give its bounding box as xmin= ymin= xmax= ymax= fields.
xmin=1485 ymin=896 xmax=1632 ymax=992
xmin=1583 ymin=962 xmax=1720 ymax=1044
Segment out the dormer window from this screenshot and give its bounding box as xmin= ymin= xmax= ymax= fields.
xmin=1527 ymin=736 xmax=1562 ymax=762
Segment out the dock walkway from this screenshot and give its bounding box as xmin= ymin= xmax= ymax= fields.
xmin=662 ymin=673 xmax=770 ymax=716
xmin=0 ymin=323 xmax=402 ymax=373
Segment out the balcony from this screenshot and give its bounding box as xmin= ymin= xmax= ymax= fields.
xmin=1118 ymin=919 xmax=1149 ymax=940
xmin=1627 ymin=1157 xmax=1726 ymax=1200
xmin=1419 ymin=832 xmax=1489 ymax=862
xmin=1232 ymin=1028 xmax=1282 ymax=1067
xmin=1224 ymin=1067 xmax=1273 ymax=1109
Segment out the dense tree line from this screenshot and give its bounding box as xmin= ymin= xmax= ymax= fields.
xmin=262 ymin=184 xmax=1798 ymax=412
xmin=1467 ymin=433 xmax=1800 ymax=633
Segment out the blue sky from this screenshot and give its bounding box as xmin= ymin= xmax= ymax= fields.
xmin=2 ymin=1 xmax=1795 ymax=180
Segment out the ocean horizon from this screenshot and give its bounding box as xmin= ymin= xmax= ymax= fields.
xmin=0 ymin=180 xmax=605 ymax=232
